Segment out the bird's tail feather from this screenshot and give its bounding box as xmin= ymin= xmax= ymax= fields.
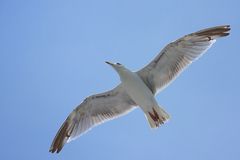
xmin=145 ymin=105 xmax=170 ymax=128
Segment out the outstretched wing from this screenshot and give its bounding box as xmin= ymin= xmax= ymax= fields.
xmin=49 ymin=84 xmax=136 ymax=153
xmin=137 ymin=25 xmax=230 ymax=94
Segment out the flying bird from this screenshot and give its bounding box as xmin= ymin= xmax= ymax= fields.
xmin=49 ymin=25 xmax=230 ymax=153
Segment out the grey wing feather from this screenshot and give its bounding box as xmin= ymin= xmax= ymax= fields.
xmin=49 ymin=84 xmax=136 ymax=153
xmin=137 ymin=25 xmax=230 ymax=94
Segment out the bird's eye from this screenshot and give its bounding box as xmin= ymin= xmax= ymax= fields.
xmin=116 ymin=63 xmax=121 ymax=65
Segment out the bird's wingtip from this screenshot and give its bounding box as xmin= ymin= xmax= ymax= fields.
xmin=49 ymin=119 xmax=72 ymax=154
xmin=193 ymin=24 xmax=231 ymax=39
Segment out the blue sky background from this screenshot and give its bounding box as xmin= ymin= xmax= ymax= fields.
xmin=1 ymin=0 xmax=239 ymax=159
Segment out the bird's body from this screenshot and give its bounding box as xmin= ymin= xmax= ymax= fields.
xmin=109 ymin=63 xmax=170 ymax=127
xmin=49 ymin=25 xmax=230 ymax=153
xmin=117 ymin=66 xmax=157 ymax=111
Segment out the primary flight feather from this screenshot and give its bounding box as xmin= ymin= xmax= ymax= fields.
xmin=49 ymin=25 xmax=230 ymax=153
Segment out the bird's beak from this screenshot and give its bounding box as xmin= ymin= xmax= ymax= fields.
xmin=105 ymin=61 xmax=115 ymax=66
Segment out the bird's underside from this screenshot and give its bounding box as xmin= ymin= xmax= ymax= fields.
xmin=49 ymin=25 xmax=230 ymax=153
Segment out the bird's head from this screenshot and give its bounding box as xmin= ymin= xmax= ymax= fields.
xmin=105 ymin=61 xmax=128 ymax=76
xmin=105 ymin=61 xmax=124 ymax=70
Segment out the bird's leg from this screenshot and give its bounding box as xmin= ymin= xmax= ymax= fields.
xmin=148 ymin=107 xmax=166 ymax=127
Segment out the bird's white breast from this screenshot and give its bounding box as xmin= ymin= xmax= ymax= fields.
xmin=119 ymin=69 xmax=157 ymax=111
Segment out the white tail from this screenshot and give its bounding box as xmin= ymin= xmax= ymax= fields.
xmin=145 ymin=105 xmax=170 ymax=128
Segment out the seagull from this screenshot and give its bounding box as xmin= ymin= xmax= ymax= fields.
xmin=49 ymin=25 xmax=230 ymax=153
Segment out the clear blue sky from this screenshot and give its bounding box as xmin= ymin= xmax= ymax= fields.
xmin=1 ymin=0 xmax=239 ymax=159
